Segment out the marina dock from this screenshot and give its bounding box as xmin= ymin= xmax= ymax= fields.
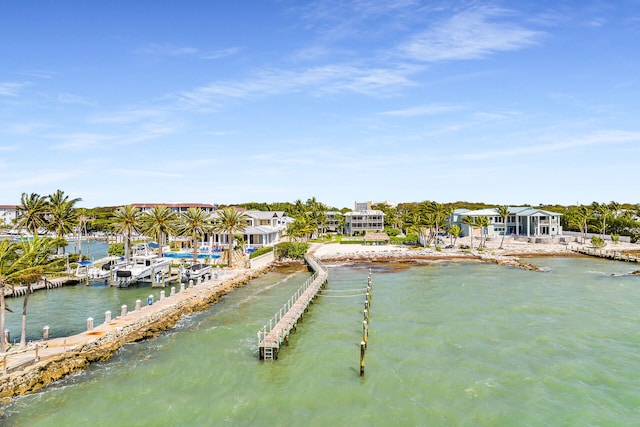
xmin=257 ymin=255 xmax=328 ymax=360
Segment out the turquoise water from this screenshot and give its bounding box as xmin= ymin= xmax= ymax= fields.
xmin=2 ymin=257 xmax=640 ymax=426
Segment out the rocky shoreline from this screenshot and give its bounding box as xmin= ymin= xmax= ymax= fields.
xmin=0 ymin=264 xmax=273 ymax=400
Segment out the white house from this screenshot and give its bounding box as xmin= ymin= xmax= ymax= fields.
xmin=344 ymin=210 xmax=385 ymax=236
xmin=453 ymin=207 xmax=563 ymax=238
xmin=0 ymin=205 xmax=18 ymax=229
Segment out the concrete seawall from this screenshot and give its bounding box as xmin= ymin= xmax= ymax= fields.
xmin=0 ymin=264 xmax=272 ymax=399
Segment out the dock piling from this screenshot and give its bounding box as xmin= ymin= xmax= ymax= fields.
xmin=43 ymin=325 xmax=50 ymax=341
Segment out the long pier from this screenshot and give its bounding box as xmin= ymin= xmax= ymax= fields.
xmin=571 ymin=246 xmax=640 ymax=263
xmin=257 ymin=255 xmax=328 ymax=360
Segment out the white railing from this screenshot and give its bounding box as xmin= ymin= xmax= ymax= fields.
xmin=257 ymin=255 xmax=327 ymax=346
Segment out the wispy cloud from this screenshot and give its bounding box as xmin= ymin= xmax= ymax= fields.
xmin=463 ymin=130 xmax=640 ymax=160
xmin=137 ymin=43 xmax=240 ymax=60
xmin=379 ymin=104 xmax=462 ymax=116
xmin=172 ymin=63 xmax=418 ymax=108
xmin=0 ymin=82 xmax=29 ymax=97
xmin=399 ymin=6 xmax=543 ymax=62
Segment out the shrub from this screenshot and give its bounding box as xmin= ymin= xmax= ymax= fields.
xmin=383 ymin=227 xmax=401 ymax=237
xmin=591 ymin=236 xmax=606 ymax=248
xmin=108 ymin=242 xmax=125 ymax=256
xmin=275 ymin=242 xmax=309 ymax=260
xmin=610 ymin=234 xmax=620 ymax=245
xmin=249 ymin=246 xmax=273 ymax=259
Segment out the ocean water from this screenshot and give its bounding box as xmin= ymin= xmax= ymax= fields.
xmin=2 ymin=257 xmax=640 ymax=426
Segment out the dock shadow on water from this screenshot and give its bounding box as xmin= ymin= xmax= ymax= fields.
xmin=3 ymin=257 xmax=640 ymax=426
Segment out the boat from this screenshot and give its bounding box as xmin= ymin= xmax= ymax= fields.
xmin=180 ymin=263 xmax=212 ymax=282
xmin=87 ymin=256 xmax=126 ymax=280
xmin=112 ymin=243 xmax=172 ymax=287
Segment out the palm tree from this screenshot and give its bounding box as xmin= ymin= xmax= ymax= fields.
xmin=12 ymin=235 xmax=57 ymax=348
xmin=496 ymin=206 xmax=510 ymax=249
xmin=112 ymin=205 xmax=141 ymax=262
xmin=16 ymin=192 xmax=49 ymax=235
xmin=476 ymin=216 xmax=490 ymax=248
xmin=448 ymin=224 xmax=461 ymax=247
xmin=591 ymin=202 xmax=611 ymax=239
xmin=47 ymin=190 xmax=82 ymax=255
xmin=0 ymin=239 xmax=17 ymax=352
xmin=462 ymin=215 xmax=477 ymax=250
xmin=178 ymin=207 xmax=213 ymax=264
xmin=212 ymin=207 xmax=247 ymax=267
xmin=138 ymin=206 xmax=178 ymax=258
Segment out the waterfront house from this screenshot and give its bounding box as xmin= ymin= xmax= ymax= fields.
xmin=344 ymin=210 xmax=385 ymax=236
xmin=453 ymin=207 xmax=563 ymax=238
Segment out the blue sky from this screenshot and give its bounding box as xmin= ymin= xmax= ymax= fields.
xmin=1 ymin=1 xmax=639 ymax=210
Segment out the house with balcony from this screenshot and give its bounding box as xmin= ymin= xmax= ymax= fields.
xmin=453 ymin=207 xmax=563 ymax=238
xmin=344 ymin=210 xmax=385 ymax=236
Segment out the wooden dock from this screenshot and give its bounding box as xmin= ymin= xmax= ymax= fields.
xmin=571 ymin=246 xmax=640 ymax=263
xmin=257 ymin=255 xmax=328 ymax=360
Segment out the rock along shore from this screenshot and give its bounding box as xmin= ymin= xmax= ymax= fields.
xmin=0 ymin=264 xmax=273 ymax=400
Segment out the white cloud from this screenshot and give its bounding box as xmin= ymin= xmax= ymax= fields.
xmin=0 ymin=82 xmax=28 ymax=97
xmin=137 ymin=44 xmax=240 ymax=60
xmin=399 ymin=6 xmax=543 ymax=62
xmin=379 ymin=104 xmax=461 ymax=116
xmin=172 ymin=63 xmax=418 ymax=108
xmin=463 ymin=130 xmax=640 ymax=160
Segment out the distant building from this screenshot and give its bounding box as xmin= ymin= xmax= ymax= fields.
xmin=354 ymin=201 xmax=372 ymax=211
xmin=344 ymin=210 xmax=385 ymax=236
xmin=452 ymin=207 xmax=563 ymax=238
xmin=131 ymin=203 xmax=216 ymax=213
xmin=325 ymin=211 xmax=343 ymax=233
xmin=0 ymin=205 xmax=18 ymax=228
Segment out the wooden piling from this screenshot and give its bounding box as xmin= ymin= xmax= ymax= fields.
xmin=360 ymin=341 xmax=366 ymax=376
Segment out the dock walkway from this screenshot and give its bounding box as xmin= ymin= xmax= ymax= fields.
xmin=257 ymin=255 xmax=328 ymax=360
xmin=571 ymin=246 xmax=640 ymax=263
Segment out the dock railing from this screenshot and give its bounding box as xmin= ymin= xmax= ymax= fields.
xmin=257 ymin=254 xmax=328 ymax=359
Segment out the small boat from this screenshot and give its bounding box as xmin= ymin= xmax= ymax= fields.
xmin=112 ymin=243 xmax=172 ymax=287
xmin=181 ymin=263 xmax=212 ymax=282
xmin=87 ymin=257 xmax=126 ymax=280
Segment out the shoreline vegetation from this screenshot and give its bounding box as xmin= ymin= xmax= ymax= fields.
xmin=2 ymin=236 xmax=639 ymax=400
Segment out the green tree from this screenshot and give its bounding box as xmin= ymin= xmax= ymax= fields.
xmin=16 ymin=192 xmax=49 ymax=235
xmin=178 ymin=207 xmax=213 ymax=264
xmin=138 ymin=206 xmax=178 ymax=258
xmin=462 ymin=215 xmax=478 ymax=250
xmin=476 ymin=216 xmax=490 ymax=248
xmin=12 ymin=235 xmax=57 ymax=348
xmin=496 ymin=205 xmax=510 ymax=249
xmin=0 ymin=239 xmax=17 ymax=352
xmin=47 ymin=189 xmax=82 ymax=255
xmin=112 ymin=205 xmax=141 ymax=262
xmin=447 ymin=224 xmax=461 ymax=247
xmin=592 ymin=202 xmax=612 ymax=239
xmin=212 ymin=207 xmax=247 ymax=267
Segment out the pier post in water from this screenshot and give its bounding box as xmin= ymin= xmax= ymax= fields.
xmin=87 ymin=317 xmax=94 ymax=331
xmin=135 ymin=299 xmax=142 ymax=311
xmin=121 ymin=304 xmax=128 ymax=317
xmin=180 ymin=282 xmax=185 ymax=292
xmin=105 ymin=311 xmax=112 ymax=323
xmin=360 ymin=341 xmax=366 ymax=376
xmin=170 ymin=286 xmax=176 ymax=296
xmin=363 ymin=320 xmax=368 ymax=349
xmin=43 ymin=325 xmax=50 ymax=341
xmin=160 ymin=290 xmax=165 ymax=301
xmin=4 ymin=329 xmax=9 ymax=344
